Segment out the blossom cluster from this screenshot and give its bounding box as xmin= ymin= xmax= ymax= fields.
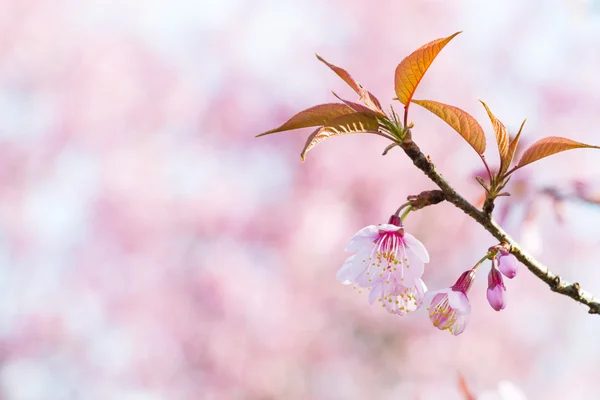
xmin=338 ymin=215 xmax=519 ymax=335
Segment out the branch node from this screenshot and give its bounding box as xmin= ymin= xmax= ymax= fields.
xmin=482 ymin=197 xmax=495 ymax=216
xmin=407 ymin=190 xmax=447 ymax=210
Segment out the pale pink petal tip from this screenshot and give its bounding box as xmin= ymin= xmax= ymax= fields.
xmin=487 ymin=285 xmax=506 ymax=311
xmin=498 ymin=253 xmax=518 ymax=279
xmin=345 ymin=225 xmax=379 ymax=252
xmin=403 ymin=233 xmax=430 ymax=263
xmin=336 ymin=255 xmax=363 ymax=284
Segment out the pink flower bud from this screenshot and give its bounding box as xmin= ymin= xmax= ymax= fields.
xmin=498 ymin=250 xmax=518 ymax=279
xmin=487 ymin=266 xmax=506 ymax=311
xmin=428 ymin=269 xmax=475 ymax=336
xmin=451 ymin=269 xmax=476 ymax=293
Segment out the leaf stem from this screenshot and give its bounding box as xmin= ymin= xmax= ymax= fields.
xmin=480 ymin=154 xmax=493 ymax=186
xmin=371 ymin=131 xmax=399 ymax=142
xmin=502 ymin=165 xmax=521 ymax=179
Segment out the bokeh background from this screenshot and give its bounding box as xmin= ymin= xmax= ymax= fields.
xmin=2 ymin=0 xmax=600 ymax=399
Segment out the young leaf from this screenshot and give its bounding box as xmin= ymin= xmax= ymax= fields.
xmin=480 ymin=101 xmax=509 ymax=173
xmin=301 ymin=112 xmax=380 ymax=161
xmin=332 ymin=92 xmax=379 ymax=116
xmin=517 ymin=136 xmax=600 ymax=168
xmin=503 ymin=119 xmax=526 ymax=175
xmin=412 ymin=99 xmax=486 ymax=154
xmin=316 ymin=55 xmax=384 ymax=114
xmin=394 ymin=32 xmax=461 ymax=106
xmin=257 ymin=103 xmax=354 ymax=137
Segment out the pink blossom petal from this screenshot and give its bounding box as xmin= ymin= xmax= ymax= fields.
xmin=354 ymin=269 xmax=372 ymax=287
xmin=429 ymin=291 xmax=449 ymax=309
xmin=336 ymin=250 xmax=370 ymax=284
xmin=487 ymin=285 xmax=506 ymax=311
xmin=451 ymin=315 xmax=469 ymax=336
xmin=403 ymin=233 xmax=430 ymax=263
xmin=447 ymin=291 xmax=471 ymax=315
xmin=336 ymin=255 xmax=359 ymax=284
xmin=415 ymin=278 xmax=428 ymax=296
xmin=400 ymin=243 xmax=425 ymax=281
xmin=345 ymin=225 xmax=379 ymax=252
xmin=429 ymin=292 xmax=452 ymax=328
xmin=498 ymin=253 xmax=519 ymax=279
xmin=368 ymin=281 xmax=382 ymax=304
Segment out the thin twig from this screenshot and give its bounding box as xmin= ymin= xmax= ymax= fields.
xmin=399 ymin=138 xmax=600 ymax=315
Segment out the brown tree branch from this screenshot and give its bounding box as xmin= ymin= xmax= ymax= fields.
xmin=399 ymin=137 xmax=600 ymax=315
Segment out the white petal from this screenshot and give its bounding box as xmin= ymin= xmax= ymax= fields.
xmin=403 ymin=233 xmax=430 ymax=263
xmin=336 ymin=255 xmax=364 ymax=284
xmin=415 ymin=278 xmax=428 ymax=295
xmin=451 ymin=314 xmax=469 ymax=336
xmin=345 ymin=225 xmax=379 ymax=252
xmin=378 ymin=223 xmax=401 ymax=232
xmin=368 ymin=281 xmax=382 ymax=304
xmin=408 ymin=279 xmax=428 ymax=309
xmin=399 ymin=243 xmax=425 ymax=281
xmin=423 ymin=287 xmax=450 ymax=306
xmin=447 ymin=291 xmax=471 ymax=315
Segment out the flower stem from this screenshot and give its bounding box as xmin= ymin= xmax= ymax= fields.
xmin=400 ymin=205 xmax=413 ymax=222
xmin=472 ymin=254 xmax=490 ymax=271
xmin=394 ymin=201 xmax=411 ymax=216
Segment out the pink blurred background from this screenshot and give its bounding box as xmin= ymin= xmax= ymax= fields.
xmin=2 ymin=0 xmax=600 ymax=399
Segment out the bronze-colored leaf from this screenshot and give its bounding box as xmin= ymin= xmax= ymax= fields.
xmin=316 ymin=54 xmax=384 ymax=114
xmin=412 ymin=99 xmax=486 ymax=154
xmin=457 ymin=374 xmax=476 ymax=400
xmin=517 ymin=136 xmax=600 ymax=168
xmin=301 ymin=112 xmax=380 ymax=161
xmin=394 ymin=32 xmax=461 ymax=106
xmin=503 ymin=119 xmax=526 ymax=175
xmin=257 ymin=103 xmax=354 ymax=137
xmin=480 ymin=100 xmax=509 ymax=173
xmin=332 ymin=92 xmax=379 ymax=116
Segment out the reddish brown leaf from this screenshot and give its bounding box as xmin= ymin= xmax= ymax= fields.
xmin=301 ymin=112 xmax=380 ymax=161
xmin=394 ymin=32 xmax=461 ymax=106
xmin=457 ymin=374 xmax=476 ymax=400
xmin=480 ymin=100 xmax=509 ymax=173
xmin=517 ymin=136 xmax=600 ymax=168
xmin=257 ymin=103 xmax=354 ymax=137
xmin=503 ymin=119 xmax=526 ymax=175
xmin=316 ymin=54 xmax=384 ymax=114
xmin=332 ymin=92 xmax=379 ymax=116
xmin=412 ymin=99 xmax=486 ymax=154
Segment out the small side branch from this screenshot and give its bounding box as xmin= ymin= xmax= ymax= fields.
xmin=399 ymin=139 xmax=600 ymax=314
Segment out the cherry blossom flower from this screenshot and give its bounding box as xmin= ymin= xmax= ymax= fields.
xmin=428 ymin=269 xmax=475 ymax=336
xmin=369 ymin=277 xmax=428 ymax=315
xmin=487 ymin=264 xmax=506 ymax=311
xmin=337 ymin=215 xmax=430 ymax=314
xmin=498 ymin=249 xmax=518 ymax=279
